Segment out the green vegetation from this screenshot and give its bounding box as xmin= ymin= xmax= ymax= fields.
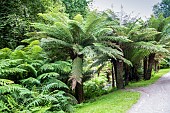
xmin=76 ymin=68 xmax=169 ymax=113
xmin=0 ymin=0 xmax=170 ymax=112
xmin=75 ymin=91 xmax=140 ymax=113
xmin=128 ymin=68 xmax=170 ymax=87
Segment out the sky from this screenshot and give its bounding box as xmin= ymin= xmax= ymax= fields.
xmin=91 ymin=0 xmax=162 ymax=20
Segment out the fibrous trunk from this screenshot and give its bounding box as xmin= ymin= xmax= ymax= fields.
xmin=75 ymin=82 xmax=84 ymax=104
xmin=143 ymin=56 xmax=148 ymax=79
xmin=111 ymin=63 xmax=115 ymax=88
xmin=71 ymin=56 xmax=84 ymax=103
xmin=112 ymin=59 xmax=124 ymax=89
xmin=145 ymin=53 xmax=155 ymax=80
xmin=124 ymin=64 xmax=130 ymax=85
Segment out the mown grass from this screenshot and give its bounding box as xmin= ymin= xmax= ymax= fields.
xmin=128 ymin=68 xmax=170 ymax=88
xmin=75 ymin=68 xmax=170 ymax=113
xmin=75 ymin=90 xmax=140 ymax=113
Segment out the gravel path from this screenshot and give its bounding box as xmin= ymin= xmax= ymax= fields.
xmin=127 ymin=72 xmax=170 ymax=113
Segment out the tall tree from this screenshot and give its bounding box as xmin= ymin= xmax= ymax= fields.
xmin=153 ymin=0 xmax=170 ymax=18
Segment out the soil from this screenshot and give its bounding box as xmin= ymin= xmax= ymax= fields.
xmin=127 ymin=72 xmax=170 ymax=113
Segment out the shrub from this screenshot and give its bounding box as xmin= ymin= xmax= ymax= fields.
xmin=83 ymin=76 xmax=109 ymax=99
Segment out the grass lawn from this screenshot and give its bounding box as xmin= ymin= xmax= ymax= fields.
xmin=128 ymin=68 xmax=170 ymax=88
xmin=75 ymin=68 xmax=170 ymax=113
xmin=75 ymin=90 xmax=140 ymax=113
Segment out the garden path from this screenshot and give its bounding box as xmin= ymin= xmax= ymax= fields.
xmin=128 ymin=72 xmax=170 ymax=113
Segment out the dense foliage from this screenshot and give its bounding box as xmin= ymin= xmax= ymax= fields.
xmin=0 ymin=0 xmax=170 ymax=112
xmin=153 ymin=0 xmax=170 ymax=18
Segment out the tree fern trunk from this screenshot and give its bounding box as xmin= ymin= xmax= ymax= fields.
xmin=145 ymin=53 xmax=155 ymax=80
xmin=125 ymin=64 xmax=130 ymax=86
xmin=143 ymin=56 xmax=148 ymax=79
xmin=132 ymin=65 xmax=139 ymax=81
xmin=112 ymin=59 xmax=124 ymax=89
xmin=71 ymin=56 xmax=84 ymax=103
xmin=154 ymin=60 xmax=159 ymax=72
xmin=111 ymin=63 xmax=115 ymax=88
xmin=75 ymin=82 xmax=84 ymax=104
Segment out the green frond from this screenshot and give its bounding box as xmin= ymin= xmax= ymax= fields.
xmin=0 ymin=59 xmax=23 ymax=69
xmin=0 ymin=48 xmax=12 ymax=59
xmin=131 ymin=49 xmax=150 ymax=63
xmin=32 ymin=22 xmax=73 ymax=43
xmin=100 ymin=36 xmax=132 ymax=43
xmin=38 ymin=72 xmax=60 ymax=80
xmin=26 ymin=94 xmax=55 ymax=108
xmin=80 ymin=46 xmax=96 ymax=57
xmin=134 ymin=41 xmax=169 ymax=54
xmin=73 ymin=14 xmax=84 ymax=23
xmin=95 ymin=27 xmax=113 ymax=36
xmin=0 ymin=68 xmax=26 ymax=77
xmin=15 ymin=45 xmax=25 ymax=50
xmin=10 ymin=50 xmax=27 ymax=59
xmin=40 ymin=61 xmax=71 ymax=74
xmin=94 ymin=44 xmax=123 ymax=59
xmin=40 ymin=37 xmax=71 ymax=48
xmin=0 ymin=100 xmax=9 ymax=112
xmin=17 ymin=64 xmax=37 ymax=77
xmin=84 ymin=12 xmax=106 ymax=34
xmin=44 ymin=79 xmax=69 ymax=90
xmin=54 ymin=22 xmax=73 ymax=41
xmin=20 ymin=77 xmax=40 ymax=86
xmin=68 ymin=20 xmax=85 ymax=44
xmin=0 ymin=79 xmax=14 ymax=86
xmin=0 ymin=84 xmax=26 ymax=95
xmin=30 ymin=106 xmax=50 ymax=113
xmin=54 ymin=61 xmax=71 ymax=73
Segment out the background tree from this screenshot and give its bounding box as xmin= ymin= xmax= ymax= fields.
xmin=61 ymin=0 xmax=90 ymax=19
xmin=0 ymin=0 xmax=57 ymax=49
xmin=153 ymin=0 xmax=170 ymax=18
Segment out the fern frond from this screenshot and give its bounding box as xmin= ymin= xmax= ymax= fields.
xmin=40 ymin=37 xmax=72 ymax=48
xmin=0 ymin=68 xmax=26 ymax=77
xmin=20 ymin=77 xmax=40 ymax=86
xmin=40 ymin=61 xmax=71 ymax=74
xmin=0 ymin=84 xmax=27 ymax=95
xmin=0 ymin=79 xmax=14 ymax=86
xmin=30 ymin=106 xmax=50 ymax=113
xmin=0 ymin=59 xmax=23 ymax=69
xmin=44 ymin=80 xmax=69 ymax=90
xmin=100 ymin=36 xmax=132 ymax=43
xmin=38 ymin=72 xmax=60 ymax=80
xmin=17 ymin=64 xmax=37 ymax=77
xmin=134 ymin=41 xmax=169 ymax=54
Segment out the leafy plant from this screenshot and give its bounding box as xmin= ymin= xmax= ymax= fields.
xmin=84 ymin=76 xmax=109 ymax=99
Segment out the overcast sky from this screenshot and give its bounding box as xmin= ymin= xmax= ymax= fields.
xmin=91 ymin=0 xmax=162 ymax=20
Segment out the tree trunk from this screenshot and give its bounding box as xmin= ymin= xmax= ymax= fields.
xmin=154 ymin=60 xmax=159 ymax=72
xmin=75 ymin=82 xmax=84 ymax=104
xmin=145 ymin=53 xmax=155 ymax=80
xmin=124 ymin=64 xmax=130 ymax=86
xmin=143 ymin=56 xmax=148 ymax=79
xmin=71 ymin=56 xmax=84 ymax=103
xmin=111 ymin=64 xmax=115 ymax=88
xmin=112 ymin=59 xmax=124 ymax=89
